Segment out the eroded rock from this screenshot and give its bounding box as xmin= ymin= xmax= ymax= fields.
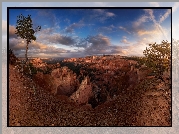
xmin=70 ymin=76 xmax=93 ymax=105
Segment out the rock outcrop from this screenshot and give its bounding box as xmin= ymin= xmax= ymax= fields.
xmin=70 ymin=76 xmax=93 ymax=105
xmin=51 ymin=67 xmax=79 ymax=96
xmin=30 ymin=58 xmax=47 ymax=68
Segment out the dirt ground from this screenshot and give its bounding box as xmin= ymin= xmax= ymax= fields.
xmin=9 ymin=64 xmax=171 ymax=126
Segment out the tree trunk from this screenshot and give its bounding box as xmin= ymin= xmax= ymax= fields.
xmin=25 ymin=42 xmax=29 ymax=63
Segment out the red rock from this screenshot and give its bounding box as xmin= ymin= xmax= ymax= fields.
xmin=70 ymin=76 xmax=93 ymax=105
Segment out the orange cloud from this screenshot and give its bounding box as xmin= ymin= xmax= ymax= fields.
xmin=9 ymin=25 xmax=17 ymax=38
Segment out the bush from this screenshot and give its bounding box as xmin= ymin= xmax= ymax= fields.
xmin=143 ymin=40 xmax=171 ymax=78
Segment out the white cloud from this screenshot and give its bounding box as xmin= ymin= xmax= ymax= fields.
xmin=93 ymin=9 xmax=104 ymax=14
xmin=106 ymin=12 xmax=115 ymax=17
xmin=92 ymin=9 xmax=116 ymax=23
xmin=120 ymin=36 xmax=131 ymax=44
xmin=159 ymin=9 xmax=171 ymax=23
xmin=121 ymin=39 xmax=130 ymax=44
xmin=143 ymin=9 xmax=168 ymax=40
xmin=133 ymin=15 xmax=149 ymax=28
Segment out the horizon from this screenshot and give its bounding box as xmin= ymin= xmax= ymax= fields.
xmin=8 ymin=8 xmax=171 ymax=59
xmin=13 ymin=53 xmax=145 ymax=59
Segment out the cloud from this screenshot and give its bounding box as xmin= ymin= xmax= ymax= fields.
xmin=136 ymin=24 xmax=170 ymax=44
xmin=93 ymin=9 xmax=104 ymax=14
xmin=38 ymin=31 xmax=76 ymax=46
xmin=9 ymin=38 xmax=25 ymax=51
xmin=143 ymin=9 xmax=155 ymax=21
xmin=84 ymin=34 xmax=111 ymax=55
xmin=51 ymin=34 xmax=76 ymax=45
xmin=149 ymin=2 xmax=160 ymax=7
xmin=97 ymin=25 xmax=115 ymax=34
xmin=64 ymin=18 xmax=70 ymax=25
xmin=129 ymin=9 xmax=170 ymax=43
xmin=94 ymin=9 xmax=116 ymax=17
xmin=106 ymin=12 xmax=115 ymax=17
xmin=137 ymin=29 xmax=160 ymax=36
xmin=143 ymin=9 xmax=168 ymax=40
xmin=92 ymin=9 xmax=116 ymax=23
xmin=65 ymin=20 xmax=85 ymax=33
xmin=35 ymin=9 xmax=59 ymax=28
xmin=9 ymin=38 xmax=48 ymax=51
xmin=110 ymin=45 xmax=124 ymax=54
xmin=123 ymin=39 xmax=151 ymax=56
xmin=9 ymin=25 xmax=17 ymax=38
xmin=120 ymin=37 xmax=131 ymax=44
xmin=133 ymin=15 xmax=149 ymax=28
xmin=119 ymin=26 xmax=131 ymax=34
xmin=40 ymin=27 xmax=55 ymax=35
xmin=9 ymin=37 xmax=70 ymax=58
xmin=159 ymin=9 xmax=171 ymax=23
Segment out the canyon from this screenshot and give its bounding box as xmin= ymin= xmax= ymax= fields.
xmin=9 ymin=52 xmax=171 ymax=126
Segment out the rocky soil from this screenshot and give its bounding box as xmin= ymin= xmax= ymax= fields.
xmin=9 ymin=56 xmax=171 ymax=126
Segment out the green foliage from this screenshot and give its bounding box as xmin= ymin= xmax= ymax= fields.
xmin=15 ymin=14 xmax=41 ymax=63
xmin=143 ymin=40 xmax=171 ymax=77
xmin=28 ymin=63 xmax=38 ymax=75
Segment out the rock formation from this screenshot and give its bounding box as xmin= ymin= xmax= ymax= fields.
xmin=70 ymin=76 xmax=93 ymax=105
xmin=30 ymin=58 xmax=47 ymax=68
xmin=51 ymin=67 xmax=79 ymax=96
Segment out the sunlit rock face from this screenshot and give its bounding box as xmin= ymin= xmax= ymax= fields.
xmin=51 ymin=67 xmax=79 ymax=96
xmin=70 ymin=76 xmax=93 ymax=105
xmin=30 ymin=58 xmax=47 ymax=68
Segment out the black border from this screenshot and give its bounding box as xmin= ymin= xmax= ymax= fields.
xmin=7 ymin=6 xmax=172 ymax=127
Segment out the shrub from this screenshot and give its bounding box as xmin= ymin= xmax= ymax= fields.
xmin=143 ymin=40 xmax=171 ymax=78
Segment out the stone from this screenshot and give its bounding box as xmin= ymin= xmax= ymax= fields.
xmin=51 ymin=67 xmax=78 ymax=97
xmin=70 ymin=76 xmax=93 ymax=105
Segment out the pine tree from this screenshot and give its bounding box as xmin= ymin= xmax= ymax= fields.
xmin=15 ymin=14 xmax=41 ymax=63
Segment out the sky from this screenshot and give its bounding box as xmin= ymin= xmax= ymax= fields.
xmin=2 ymin=2 xmax=177 ymax=58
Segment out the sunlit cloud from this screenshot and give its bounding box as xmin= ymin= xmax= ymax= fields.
xmin=143 ymin=9 xmax=168 ymax=40
xmin=9 ymin=25 xmax=17 ymax=39
xmin=133 ymin=15 xmax=149 ymax=28
xmin=7 ymin=8 xmax=171 ymax=58
xmin=120 ymin=36 xmax=131 ymax=44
